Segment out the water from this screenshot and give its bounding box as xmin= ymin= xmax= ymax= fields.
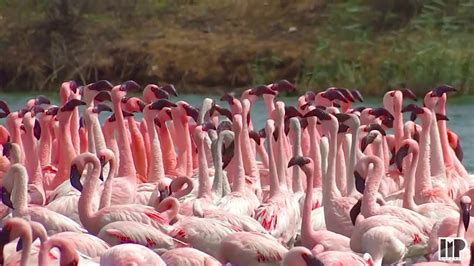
xmin=1 ymin=92 xmax=473 ymax=172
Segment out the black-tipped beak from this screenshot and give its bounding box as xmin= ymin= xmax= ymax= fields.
xmin=400 ymin=88 xmax=417 ymax=101
xmin=301 ymin=252 xmax=324 ymax=266
xmin=36 ymin=95 xmax=51 ymax=105
xmin=335 ymin=88 xmax=355 ymax=102
xmin=350 ymin=199 xmax=362 ymax=226
xmin=1 ymin=187 xmax=13 ymax=209
xmin=33 ymin=119 xmax=41 ymax=140
xmin=284 ymin=106 xmax=302 ymax=119
xmin=361 ymin=132 xmax=377 ymax=152
xmin=287 ymin=156 xmax=310 ymax=168
xmin=183 ymin=104 xmax=200 ymax=122
xmin=323 ymin=89 xmax=349 ymax=103
xmin=395 ymin=144 xmax=410 ymax=173
xmin=94 ymin=91 xmax=112 ymax=102
xmin=272 ymin=127 xmax=279 ymax=141
xmin=248 ymin=130 xmax=261 ymax=145
xmin=220 ymin=93 xmax=236 ymax=105
xmin=402 ymin=103 xmax=423 ymax=114
xmin=88 ymin=80 xmax=113 ymax=91
xmin=46 ymin=107 xmax=59 ymax=116
xmin=271 ymin=80 xmax=296 ymax=92
xmin=150 ymin=99 xmax=177 ymax=111
xmin=2 ymin=143 xmax=11 ymax=158
xmin=61 ymin=99 xmax=86 ymax=112
xmin=461 ymin=202 xmax=471 ymax=231
xmin=99 ymin=158 xmax=107 ymax=181
xmin=436 ymin=113 xmax=449 ymax=121
xmin=351 ymin=89 xmax=364 ymax=102
xmin=151 ymin=87 xmax=170 ymax=99
xmin=69 ymin=80 xmax=78 ymax=93
xmin=93 ymin=104 xmax=113 ymax=114
xmin=15 ymin=238 xmax=23 ymax=252
xmin=161 ymin=84 xmax=178 ymax=97
xmin=0 ymin=100 xmax=11 ymax=116
xmin=120 ymin=80 xmax=141 ymax=92
xmin=213 ymin=105 xmax=233 ymax=121
xmin=365 ymin=124 xmax=386 ymax=136
xmin=338 ymin=124 xmax=350 ymax=134
xmin=303 ymin=108 xmax=331 ymax=121
xmin=0 ymin=224 xmax=11 ymax=246
xmin=354 ymin=171 xmax=366 ymax=193
xmin=369 ymin=107 xmax=394 ymax=120
xmin=250 ymin=85 xmax=277 ymax=96
xmin=70 ymin=166 xmax=83 ymax=192
xmin=334 ymin=113 xmax=351 ymax=123
xmin=431 ymin=85 xmax=456 ymax=97
xmin=159 ymin=187 xmax=171 ymax=202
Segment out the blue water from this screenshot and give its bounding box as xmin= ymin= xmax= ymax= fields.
xmin=0 ymin=92 xmax=473 ymax=172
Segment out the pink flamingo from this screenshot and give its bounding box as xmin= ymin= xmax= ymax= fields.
xmin=100 ymin=243 xmax=165 ymax=265
xmin=69 ymin=152 xmax=173 ymax=235
xmin=282 ymin=246 xmax=371 ymax=266
xmin=402 ymin=104 xmax=457 ymax=204
xmin=217 ymin=114 xmax=260 ymax=217
xmin=0 ymin=218 xmax=33 ymax=266
xmin=396 ymin=138 xmax=458 ymax=221
xmin=352 ymin=155 xmax=435 ymax=240
xmin=303 ymin=108 xmax=357 ymax=237
xmin=38 ymin=236 xmax=98 ymax=266
xmin=254 ymin=119 xmax=299 ymax=245
xmin=288 ymin=156 xmax=351 ymax=252
xmin=162 ymin=247 xmax=220 ymax=266
xmin=218 ymin=231 xmax=288 ymax=265
xmin=2 ymin=145 xmax=84 ymax=234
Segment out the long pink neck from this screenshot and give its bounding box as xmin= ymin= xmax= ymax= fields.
xmin=275 ymin=117 xmax=288 ymax=190
xmin=346 ymin=118 xmax=360 ymax=196
xmin=23 ymin=121 xmax=43 ymax=187
xmin=90 ymin=114 xmax=107 ymax=153
xmin=403 ymin=145 xmax=419 ymax=210
xmin=232 ymin=124 xmax=245 ymax=193
xmin=6 ymin=116 xmax=24 ymax=164
xmin=70 ymin=108 xmax=80 ymax=155
xmin=171 ymin=110 xmax=192 ymax=176
xmin=38 ymin=118 xmax=52 ymax=168
xmin=415 ymin=116 xmax=433 ymax=194
xmin=436 ymin=99 xmax=453 ymax=166
xmin=112 ymin=99 xmax=136 ymax=178
xmin=99 ymin=155 xmax=117 ymax=209
xmin=360 ymin=156 xmax=384 ymax=217
xmin=196 ymin=135 xmax=211 ymax=199
xmin=428 ymin=107 xmax=446 ymax=179
xmin=144 ymin=112 xmax=165 ymax=182
xmin=139 ymin=121 xmax=151 ymax=175
xmin=102 ymin=121 xmax=120 ymax=167
xmin=55 ymin=113 xmax=77 ymax=185
xmin=157 ymin=123 xmax=177 ymax=176
xmin=301 ymin=164 xmax=315 ymax=240
xmin=263 ymin=94 xmax=276 ymax=119
xmin=290 ymin=120 xmax=303 ymax=193
xmin=127 ymin=116 xmax=147 ymax=178
xmin=267 ymin=130 xmax=281 ymax=198
xmin=324 ymin=118 xmax=341 ymax=202
xmin=393 ymin=102 xmax=404 ymax=151
xmin=11 ymin=165 xmax=29 ymax=216
xmin=336 ymin=135 xmax=347 ymax=195
xmin=241 ymin=102 xmax=260 ymax=183
xmin=308 ymin=118 xmax=322 ymax=188
xmin=78 ymin=154 xmax=102 ymax=234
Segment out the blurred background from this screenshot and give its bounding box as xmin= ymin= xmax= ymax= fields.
xmin=0 ymin=0 xmax=473 ymax=95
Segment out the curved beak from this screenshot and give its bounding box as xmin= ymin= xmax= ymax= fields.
xmin=161 ymin=84 xmax=178 ymax=97
xmin=400 ymin=88 xmax=417 ymax=101
xmin=323 ymin=89 xmax=349 ymax=103
xmin=36 ymin=95 xmax=51 ymax=105
xmin=150 ymin=99 xmax=177 ymax=110
xmin=61 ymin=99 xmax=86 ymax=112
xmin=361 ymin=132 xmax=378 ymax=152
xmin=350 ymin=199 xmax=362 ymax=226
xmin=159 ymin=187 xmax=171 ymax=202
xmin=151 ymin=87 xmax=170 ymax=99
xmin=303 ymin=108 xmax=331 ymax=121
xmin=120 ymin=80 xmax=141 ymax=92
xmin=250 ymin=85 xmax=277 ymax=96
xmin=94 ymin=91 xmax=112 ymax=102
xmin=270 ymin=80 xmax=296 ymax=92
xmin=93 ymin=104 xmax=113 ymax=114
xmin=33 ymin=119 xmax=41 ymax=140
xmin=248 ymin=130 xmax=261 ymax=145
xmin=69 ymin=166 xmax=84 ymax=192
xmin=395 ymin=145 xmax=410 ymax=173
xmin=351 ymin=89 xmax=364 ymax=102
xmin=88 ymin=80 xmax=113 ymax=91
xmin=431 ymin=85 xmax=456 ymax=97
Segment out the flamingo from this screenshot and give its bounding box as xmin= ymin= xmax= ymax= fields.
xmin=0 ymin=218 xmax=33 ymax=266
xmin=38 ymin=236 xmax=98 ymax=266
xmin=100 ymin=243 xmax=165 ymax=266
xmin=288 ymin=156 xmax=351 ymax=252
xmin=2 ymin=146 xmax=84 ymax=235
xmin=161 ymin=247 xmax=220 ymax=266
xmin=218 ymin=231 xmax=288 ymax=265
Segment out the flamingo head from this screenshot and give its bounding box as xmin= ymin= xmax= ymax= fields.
xmin=249 ymin=85 xmax=277 ymax=96
xmin=209 ymin=103 xmax=232 ymax=121
xmin=121 ymin=97 xmax=146 ymax=113
xmin=321 ymin=88 xmax=349 ymax=103
xmin=334 ymin=87 xmax=355 ymax=103
xmin=60 ymin=99 xmax=86 ymax=113
xmin=0 ymin=100 xmax=10 ymax=119
xmin=269 ymin=79 xmax=296 ymax=93
xmin=92 ymin=104 xmax=113 ymax=115
xmin=148 ymin=85 xmax=170 ymax=99
xmin=395 ymin=139 xmax=417 ymax=173
xmin=88 ymin=80 xmax=113 ymax=92
xmin=160 ymin=84 xmax=178 ymax=97
xmin=70 ymin=152 xmax=99 ymax=191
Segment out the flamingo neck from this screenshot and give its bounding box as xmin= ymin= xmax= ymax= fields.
xmin=428 ymin=108 xmax=446 ymax=178
xmin=11 ymin=165 xmax=29 ymax=216
xmin=232 ymin=125 xmax=245 ymax=193
xmin=23 ymin=124 xmax=43 ymax=187
xmin=290 ymin=124 xmax=304 ymax=193
xmin=157 ymin=123 xmax=177 ymax=176
xmin=301 ymin=165 xmax=315 ymax=240
xmin=436 ymin=102 xmax=453 ymax=166
xmin=241 ymin=105 xmax=260 ymax=183
xmin=99 ymin=157 xmax=117 ymax=209
xmin=38 ymin=119 xmax=52 ymax=168
xmin=197 ymin=136 xmax=212 ymax=199
xmin=144 ymin=115 xmax=165 ymax=182
xmin=267 ymin=133 xmax=281 ymax=198
xmin=346 ymin=119 xmax=360 ymax=196
xmin=70 ymin=108 xmax=80 ymax=155
xmin=276 ymin=119 xmax=288 ymax=189
xmin=403 ymin=147 xmax=419 ymax=210
xmin=91 ymin=114 xmax=107 ymax=153
xmin=112 ymin=99 xmax=136 ymax=178
xmin=78 ymin=155 xmax=101 ymax=234
xmin=361 ymin=157 xmax=384 ymax=217
xmin=336 ymin=135 xmax=347 ymax=195
xmin=56 ymin=113 xmax=76 ymax=183
xmin=263 ymin=95 xmax=276 ymax=119
xmin=415 ymin=118 xmax=433 ymax=193
xmin=326 ymin=121 xmax=341 ymax=200
xmin=308 ymin=119 xmax=322 ymax=188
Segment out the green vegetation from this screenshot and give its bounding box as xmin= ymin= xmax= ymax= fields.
xmin=0 ymin=0 xmax=472 ymax=95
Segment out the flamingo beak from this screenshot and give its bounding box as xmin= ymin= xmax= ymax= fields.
xmin=1 ymin=187 xmax=13 ymax=209
xmin=354 ymin=171 xmax=365 ymax=194
xmin=301 ymin=252 xmax=324 ymax=266
xmin=120 ymin=80 xmax=141 ymax=92
xmin=350 ymin=199 xmax=362 ymax=226
xmin=2 ymin=143 xmax=11 ymax=158
xmin=88 ymin=80 xmax=113 ymax=91
xmin=36 ymin=95 xmax=51 ymax=105
xmin=151 ymin=87 xmax=170 ymax=99
xmin=159 ymin=187 xmax=171 ymax=202
xmin=431 ymin=85 xmax=456 ymax=97
xmin=248 ymin=130 xmax=261 ymax=146
xmin=0 ymin=225 xmax=11 ymax=248
xmin=33 ymin=119 xmax=41 ymax=140
xmin=287 ymin=156 xmax=310 ymax=168
xmin=70 ymin=166 xmax=83 ymax=192
xmin=161 ymin=84 xmax=178 ymax=97
xmin=461 ymin=201 xmax=471 ymax=231
xmin=395 ymin=144 xmax=410 ymax=173
xmin=15 ymin=238 xmax=23 ymax=252
xmin=400 ymin=88 xmax=417 ymax=101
